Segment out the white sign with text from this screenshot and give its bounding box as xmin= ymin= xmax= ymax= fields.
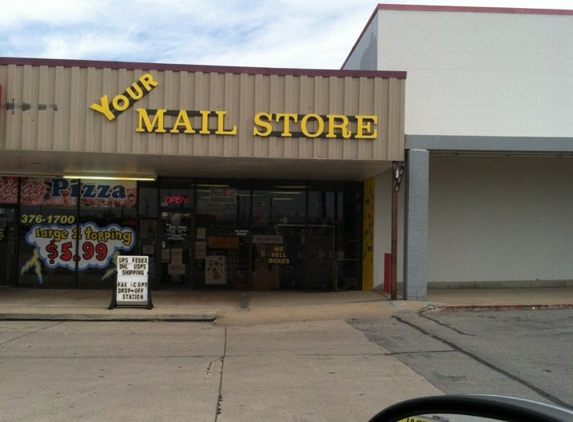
xmin=116 ymin=256 xmax=149 ymax=303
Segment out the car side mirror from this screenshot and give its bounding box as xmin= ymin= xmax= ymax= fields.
xmin=368 ymin=395 xmax=573 ymax=422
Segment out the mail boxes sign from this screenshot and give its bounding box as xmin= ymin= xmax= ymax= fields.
xmin=109 ymin=255 xmax=153 ymax=309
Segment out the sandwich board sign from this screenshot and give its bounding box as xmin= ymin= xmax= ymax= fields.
xmin=109 ymin=255 xmax=153 ymax=309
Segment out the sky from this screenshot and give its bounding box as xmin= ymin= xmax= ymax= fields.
xmin=1 ymin=0 xmax=572 ymax=70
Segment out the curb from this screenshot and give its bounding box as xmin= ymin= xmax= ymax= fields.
xmin=422 ymin=303 xmax=573 ymax=312
xmin=0 ymin=313 xmax=217 ymax=322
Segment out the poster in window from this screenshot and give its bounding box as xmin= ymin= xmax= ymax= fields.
xmin=21 ymin=222 xmax=136 ymax=284
xmin=18 ymin=177 xmax=137 ymax=208
xmin=209 ymin=188 xmax=236 ymax=204
xmin=0 ymin=176 xmax=19 ymax=204
xmin=205 ymin=255 xmax=226 ymax=285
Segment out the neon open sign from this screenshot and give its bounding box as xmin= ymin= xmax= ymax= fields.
xmin=163 ymin=195 xmax=190 ymax=205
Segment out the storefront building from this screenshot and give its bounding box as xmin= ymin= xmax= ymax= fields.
xmin=0 ymin=59 xmax=406 ymax=291
xmin=343 ymin=5 xmax=573 ymax=299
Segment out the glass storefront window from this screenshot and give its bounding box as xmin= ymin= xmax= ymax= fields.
xmin=17 ymin=177 xmax=139 ymax=289
xmin=0 ymin=207 xmax=17 ymax=285
xmin=18 ymin=177 xmax=79 ymax=287
xmin=159 ymin=178 xmax=195 ymax=211
xmin=252 ymin=182 xmax=307 ymax=290
xmin=77 ymin=179 xmax=137 ymax=288
xmin=12 ymin=176 xmax=362 ymax=291
xmin=18 ymin=204 xmax=79 ymax=287
xmin=0 ymin=176 xmax=19 ymax=205
xmin=336 ymin=184 xmax=363 ymax=290
xmin=138 ymin=182 xmax=158 ymax=286
xmin=307 ymin=186 xmax=336 ymax=290
xmin=139 ymin=182 xmax=159 ymax=218
xmin=158 ymin=181 xmax=195 ymax=287
xmin=252 ymin=183 xmax=307 ymax=231
xmin=308 ymin=182 xmax=362 ymax=290
xmin=160 ymin=210 xmax=192 ymax=285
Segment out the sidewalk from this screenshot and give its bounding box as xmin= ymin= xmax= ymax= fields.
xmin=3 ymin=288 xmax=571 ymax=422
xmin=1 ymin=286 xmax=572 ymax=324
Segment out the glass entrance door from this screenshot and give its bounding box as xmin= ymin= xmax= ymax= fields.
xmin=160 ymin=211 xmax=192 ymax=287
xmin=0 ymin=208 xmax=17 ymax=286
xmin=194 ymin=181 xmax=251 ymax=289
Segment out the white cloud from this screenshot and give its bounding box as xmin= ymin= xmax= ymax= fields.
xmin=1 ymin=0 xmax=572 ymax=69
xmin=0 ymin=0 xmax=100 ymax=28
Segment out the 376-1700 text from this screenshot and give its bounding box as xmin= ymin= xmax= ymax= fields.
xmin=21 ymin=214 xmax=76 ymax=224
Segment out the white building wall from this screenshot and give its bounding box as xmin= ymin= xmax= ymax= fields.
xmin=429 ymin=155 xmax=573 ymax=284
xmin=373 ymin=9 xmax=573 ymax=137
xmin=345 ymin=6 xmax=573 ymax=288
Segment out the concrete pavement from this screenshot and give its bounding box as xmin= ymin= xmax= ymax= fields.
xmin=1 ymin=286 xmax=572 ymax=325
xmin=1 ymin=286 xmax=572 ymax=421
xmin=0 ymin=317 xmax=445 ymax=422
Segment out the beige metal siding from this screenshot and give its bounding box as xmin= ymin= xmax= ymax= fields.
xmin=1 ymin=64 xmax=405 ymax=162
